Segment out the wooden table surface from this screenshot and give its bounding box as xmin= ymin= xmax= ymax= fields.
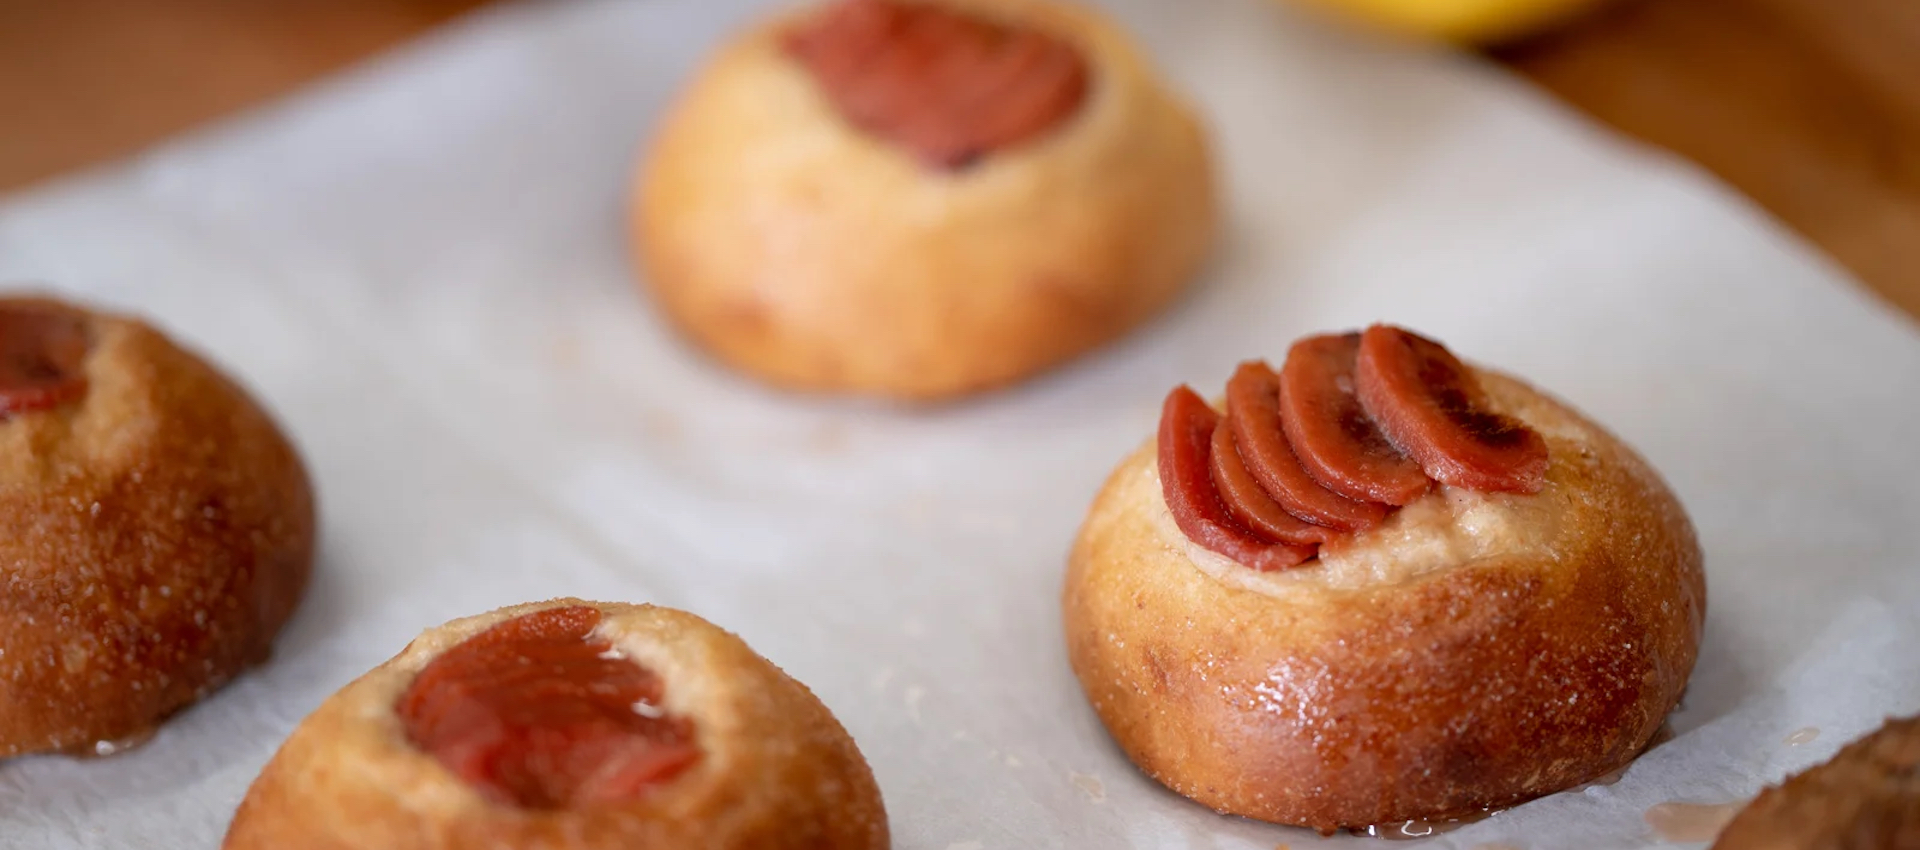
xmin=2 ymin=0 xmax=1916 ymax=320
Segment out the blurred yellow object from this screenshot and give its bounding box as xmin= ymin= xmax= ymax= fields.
xmin=1290 ymin=0 xmax=1605 ymax=43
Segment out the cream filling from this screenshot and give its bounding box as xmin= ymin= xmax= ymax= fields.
xmin=1146 ymin=464 xmax=1562 ymax=595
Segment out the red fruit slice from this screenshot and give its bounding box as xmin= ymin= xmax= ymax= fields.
xmin=1354 ymin=325 xmax=1548 ymax=493
xmin=1157 ymin=386 xmax=1316 ymax=571
xmin=784 ymin=0 xmax=1089 ymax=169
xmin=0 ymin=302 xmax=90 ymax=419
xmin=1225 ymin=361 xmax=1389 ymax=532
xmin=1278 ymin=332 xmax=1430 ymax=505
xmin=397 ymin=606 xmax=701 ymax=809
xmin=1209 ymin=419 xmax=1331 ymax=545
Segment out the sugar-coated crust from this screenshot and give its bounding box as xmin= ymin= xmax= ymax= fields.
xmin=0 ymin=296 xmax=314 ymax=757
xmin=224 ymin=599 xmax=889 ymax=850
xmin=634 ymin=0 xmax=1217 ymax=400
xmin=1063 ymin=371 xmax=1705 ymax=831
xmin=1712 ymin=714 xmax=1920 ymax=850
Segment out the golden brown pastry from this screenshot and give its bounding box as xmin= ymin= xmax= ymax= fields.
xmin=1063 ymin=324 xmax=1704 ymax=832
xmin=635 ymin=0 xmax=1217 ymax=400
xmin=1713 ymin=715 xmax=1920 ymax=850
xmin=224 ymin=599 xmax=888 ymax=850
xmin=0 ymin=295 xmax=314 ymax=758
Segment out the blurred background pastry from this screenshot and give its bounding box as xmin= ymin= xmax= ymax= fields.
xmin=634 ymin=0 xmax=1217 ymax=400
xmin=1712 ymin=714 xmax=1920 ymax=850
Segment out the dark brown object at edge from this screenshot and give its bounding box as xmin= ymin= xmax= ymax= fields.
xmin=1712 ymin=714 xmax=1920 ymax=850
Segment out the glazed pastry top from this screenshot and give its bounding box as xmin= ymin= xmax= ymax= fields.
xmin=1159 ymin=325 xmax=1549 ymax=571
xmin=1142 ymin=368 xmax=1639 ymax=594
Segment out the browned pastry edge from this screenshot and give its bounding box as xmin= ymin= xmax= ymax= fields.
xmin=0 ymin=295 xmax=314 ymax=757
xmin=223 ymin=599 xmax=889 ymax=850
xmin=1063 ymin=370 xmax=1705 ymax=831
xmin=1713 ymin=715 xmax=1920 ymax=850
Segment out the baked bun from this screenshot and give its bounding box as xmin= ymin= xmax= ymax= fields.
xmin=1712 ymin=715 xmax=1920 ymax=850
xmin=0 ymin=295 xmax=314 ymax=758
xmin=224 ymin=599 xmax=888 ymax=850
xmin=635 ymin=0 xmax=1216 ymax=400
xmin=1063 ymin=325 xmax=1704 ymax=831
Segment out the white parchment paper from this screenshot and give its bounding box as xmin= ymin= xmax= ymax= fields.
xmin=1 ymin=1 xmax=1917 ymax=847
